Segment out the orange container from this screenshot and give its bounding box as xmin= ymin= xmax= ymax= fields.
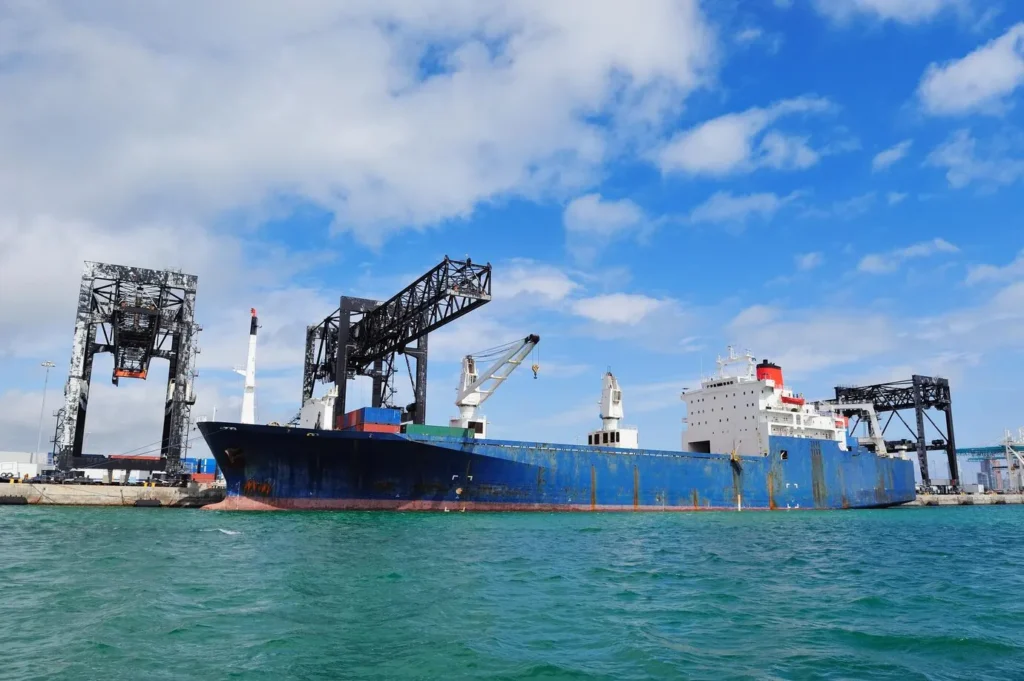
xmin=352 ymin=423 xmax=400 ymax=434
xmin=192 ymin=473 xmax=216 ymax=483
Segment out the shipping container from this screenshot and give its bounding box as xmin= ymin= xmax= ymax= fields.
xmin=343 ymin=407 xmax=401 ymax=427
xmin=342 ymin=423 xmax=401 ymax=434
xmin=192 ymin=473 xmax=216 ymax=483
xmin=401 ymin=424 xmax=474 ymax=438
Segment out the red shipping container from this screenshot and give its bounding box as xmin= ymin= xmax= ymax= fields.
xmin=192 ymin=473 xmax=216 ymax=483
xmin=353 ymin=423 xmax=400 ymax=434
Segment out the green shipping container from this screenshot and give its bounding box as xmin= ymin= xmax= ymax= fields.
xmin=402 ymin=424 xmax=474 ymax=438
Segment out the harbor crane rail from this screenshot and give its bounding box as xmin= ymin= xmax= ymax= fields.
xmin=302 ymin=256 xmax=492 ymax=427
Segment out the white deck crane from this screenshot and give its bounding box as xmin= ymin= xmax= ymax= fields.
xmin=451 ymin=334 xmax=540 ymax=438
xmin=586 ymin=372 xmax=638 ymax=449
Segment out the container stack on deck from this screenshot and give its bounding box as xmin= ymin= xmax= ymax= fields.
xmin=402 ymin=424 xmax=474 ymax=438
xmin=340 ymin=407 xmax=402 ymax=433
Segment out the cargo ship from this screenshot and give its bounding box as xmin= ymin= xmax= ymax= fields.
xmin=198 ymin=346 xmax=916 ymax=511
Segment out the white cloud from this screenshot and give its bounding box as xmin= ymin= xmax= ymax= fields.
xmin=887 ymin=192 xmax=909 ymax=205
xmin=918 ymin=23 xmax=1024 ymax=116
xmin=689 ymin=191 xmax=798 ymax=225
xmin=730 ymin=310 xmax=898 ymax=376
xmin=0 ymin=0 xmax=715 ymax=243
xmin=731 ymin=304 xmax=778 ymax=327
xmin=656 ymin=96 xmax=832 ymax=176
xmin=966 ymin=250 xmax=1024 ymax=284
xmin=571 ymin=294 xmax=664 ymax=325
xmin=494 ymin=260 xmax=580 ymax=303
xmin=564 ymin=194 xmax=644 ymax=237
xmin=858 ymin=237 xmax=960 ymax=274
xmin=925 ymin=129 xmax=1024 ymax=189
xmin=735 ymin=28 xmax=764 ymax=44
xmin=815 ymin=0 xmax=966 ymax=24
xmin=795 ymin=252 xmax=824 ymax=271
xmin=801 ymin=192 xmax=876 ymax=221
xmin=872 ymin=140 xmax=913 ymax=172
xmin=563 ymin=193 xmax=646 ymax=260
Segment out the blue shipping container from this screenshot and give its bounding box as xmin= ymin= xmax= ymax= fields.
xmin=353 ymin=407 xmax=401 ymax=426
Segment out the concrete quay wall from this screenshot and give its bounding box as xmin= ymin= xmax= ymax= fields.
xmin=905 ymin=493 xmax=1024 ymax=507
xmin=0 ymin=482 xmax=225 ymax=507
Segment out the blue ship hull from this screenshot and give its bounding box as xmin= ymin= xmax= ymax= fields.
xmin=197 ymin=422 xmax=916 ymax=511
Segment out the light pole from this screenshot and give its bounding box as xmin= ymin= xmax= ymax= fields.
xmin=36 ymin=361 xmax=56 ymax=461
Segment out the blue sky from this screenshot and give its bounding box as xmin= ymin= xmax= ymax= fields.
xmin=1 ymin=1 xmax=1023 ymax=482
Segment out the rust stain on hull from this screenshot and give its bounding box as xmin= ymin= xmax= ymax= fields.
xmin=810 ymin=445 xmax=827 ymax=508
xmin=767 ymin=472 xmax=776 ymax=510
xmin=633 ymin=465 xmax=639 ymax=509
xmin=837 ymin=465 xmax=849 ymax=509
xmin=730 ymin=455 xmax=742 ymax=508
xmin=590 ymin=464 xmax=596 ymax=510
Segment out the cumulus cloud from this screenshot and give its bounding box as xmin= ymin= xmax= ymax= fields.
xmin=689 ymin=191 xmax=800 ymax=225
xmin=918 ymin=23 xmax=1024 ymax=116
xmin=966 ymin=250 xmax=1024 ymax=284
xmin=564 ymin=194 xmax=644 ymax=237
xmin=0 ymin=0 xmax=715 ymax=242
xmin=571 ymin=294 xmax=664 ymax=325
xmin=656 ymin=96 xmax=833 ymax=176
xmin=872 ymin=140 xmax=913 ymax=172
xmin=494 ymin=260 xmax=580 ymax=303
xmin=814 ymin=0 xmax=966 ymax=24
xmin=563 ymin=193 xmax=646 ymax=260
xmin=925 ymin=129 xmax=1024 ymax=189
xmin=858 ymin=238 xmax=959 ymax=274
xmin=795 ymin=252 xmax=824 ymax=271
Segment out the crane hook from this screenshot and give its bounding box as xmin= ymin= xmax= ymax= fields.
xmin=531 ymin=363 xmax=539 ymax=379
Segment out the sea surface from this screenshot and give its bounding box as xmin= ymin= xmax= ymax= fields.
xmin=1 ymin=505 xmax=1023 ymax=681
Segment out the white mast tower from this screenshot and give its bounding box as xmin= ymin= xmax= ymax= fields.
xmin=235 ymin=308 xmax=258 ymax=425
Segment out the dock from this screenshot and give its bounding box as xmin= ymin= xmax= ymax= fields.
xmin=905 ymin=493 xmax=1024 ymax=507
xmin=0 ymin=482 xmax=225 ymax=507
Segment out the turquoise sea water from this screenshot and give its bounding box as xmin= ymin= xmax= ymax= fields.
xmin=2 ymin=506 xmax=1023 ymax=681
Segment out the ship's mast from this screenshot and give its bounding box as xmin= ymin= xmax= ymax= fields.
xmin=236 ymin=308 xmax=258 ymax=425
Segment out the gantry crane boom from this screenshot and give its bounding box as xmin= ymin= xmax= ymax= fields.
xmin=301 ymin=256 xmax=493 ymax=428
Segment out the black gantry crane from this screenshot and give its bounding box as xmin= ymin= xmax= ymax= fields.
xmin=302 ymin=256 xmax=492 ymax=428
xmin=832 ymin=376 xmax=957 ymax=488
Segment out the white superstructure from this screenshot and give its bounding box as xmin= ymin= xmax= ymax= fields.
xmin=586 ymin=372 xmax=638 ymax=449
xmin=680 ymin=347 xmax=851 ymax=457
